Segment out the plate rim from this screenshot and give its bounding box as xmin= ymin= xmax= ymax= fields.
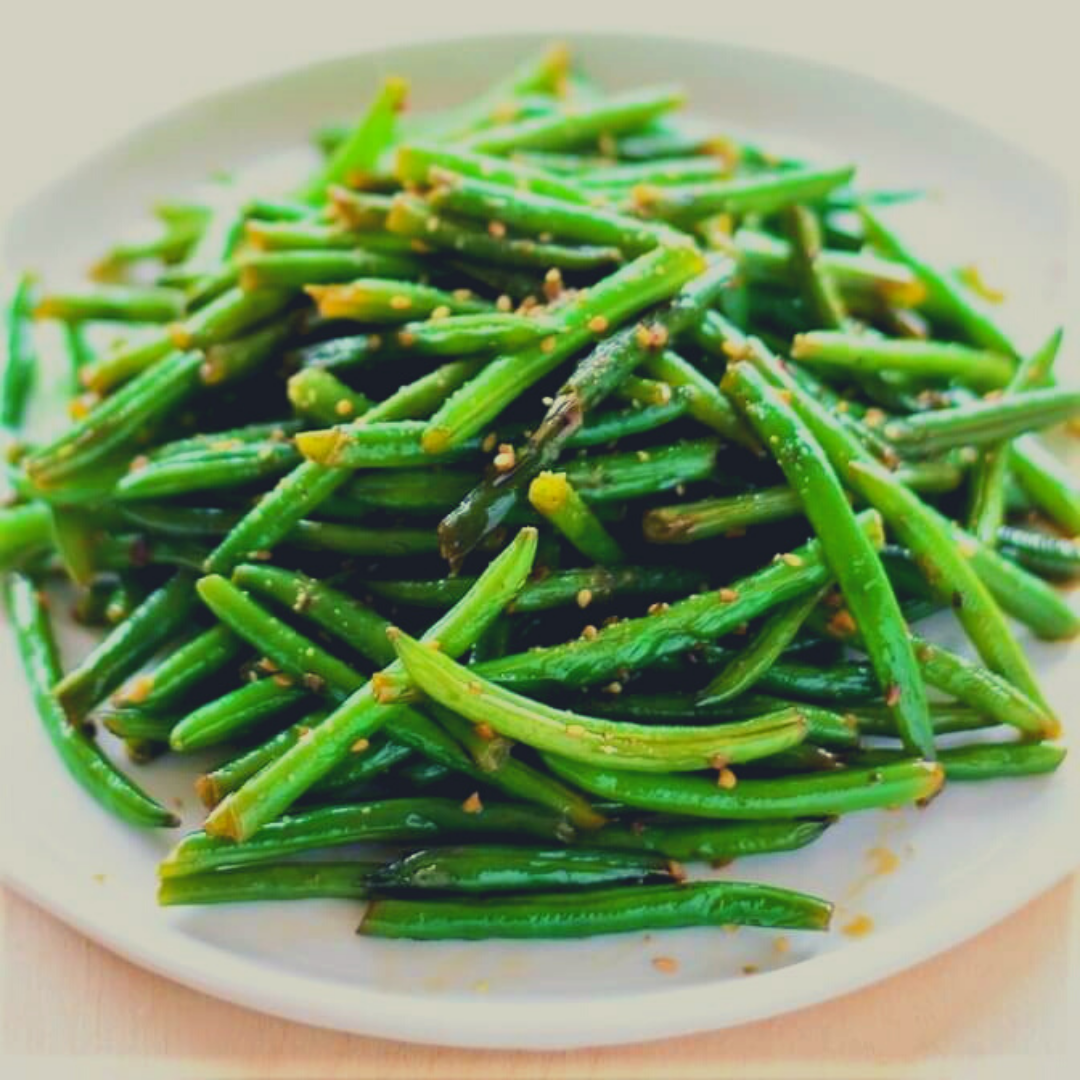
xmin=2 ymin=26 xmax=1075 ymax=1050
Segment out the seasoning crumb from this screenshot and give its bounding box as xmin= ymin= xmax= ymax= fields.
xmin=841 ymin=914 xmax=875 ymax=938
xmin=588 ymin=315 xmax=609 ymax=334
xmin=467 ymin=679 xmax=484 ymax=696
xmin=636 ymin=449 xmax=651 ymax=462
xmin=742 ymin=964 xmax=759 ymax=976
xmin=576 ymin=588 xmax=594 ymax=609
xmin=350 ymin=738 xmax=370 ymax=754
xmin=487 ymin=220 xmax=507 ymax=238
xmin=717 ymin=767 xmax=737 ymax=789
xmin=774 ymin=936 xmax=791 ymax=955
xmin=493 ymin=443 xmax=516 ymax=471
xmin=647 ymin=601 xmax=669 ymax=616
xmin=540 ymin=335 xmax=557 ymax=354
xmin=566 ymin=724 xmax=586 ymax=738
xmin=867 ymin=846 xmax=900 ymax=876
xmin=495 ymin=294 xmax=513 ymax=312
xmin=462 ymin=791 xmax=484 ymax=814
xmin=827 ymin=609 xmax=858 ymax=637
xmin=581 ymin=624 xmax=599 ymax=640
xmin=481 ymin=432 xmax=498 ymax=453
xmin=652 ymin=956 xmax=679 ymax=974
xmin=603 ymin=681 xmax=623 ymax=695
xmin=334 ymin=398 xmax=354 ymax=417
xmin=389 ymin=294 xmax=412 ymax=311
xmin=430 ymin=304 xmax=451 ymax=320
xmin=718 ymin=588 xmax=739 ymax=603
xmin=781 ymin=552 xmax=804 ymax=568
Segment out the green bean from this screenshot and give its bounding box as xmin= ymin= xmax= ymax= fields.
xmin=366 ymin=564 xmax=707 ymax=613
xmin=638 ymin=165 xmax=855 ymax=225
xmin=699 ymin=587 xmax=830 ymax=705
xmin=640 ymin=348 xmax=751 ymax=442
xmin=860 ymin=207 xmax=1018 ymax=355
xmin=168 ymin=286 xmax=293 ymax=351
xmin=731 ymin=227 xmax=927 ymax=309
xmin=54 ymin=571 xmax=198 ymax=720
xmin=196 ymin=710 xmax=330 ymax=806
xmin=4 ymin=573 xmax=178 ymax=827
xmin=100 ymin=708 xmax=177 ymax=743
xmin=1009 ymin=436 xmax=1080 ymax=535
xmin=381 ymin=313 xmax=558 ymax=357
xmin=203 ymin=461 xmax=351 ymax=575
xmin=849 ymin=703 xmax=996 ymax=738
xmin=882 ymin=388 xmax=1080 ymax=457
xmin=436 ymin=260 xmax=735 ymax=560
xmin=92 ymin=219 xmax=201 ymax=278
xmin=462 ymin=85 xmax=686 ymax=154
xmin=296 ymin=76 xmax=408 ymax=204
xmin=420 ymin=244 xmax=706 ymax=452
xmin=561 ymin=396 xmax=691 ymax=445
xmin=360 ymin=358 xmax=487 ymax=423
xmin=427 ymin=705 xmax=606 ymax=829
xmin=737 ymin=337 xmax=1049 ymax=715
xmin=577 ymin=692 xmax=859 ymax=749
xmin=305 ymin=279 xmax=491 ymax=323
xmin=528 ymin=471 xmax=625 ymax=564
xmin=396 ymin=142 xmax=590 ymax=203
xmin=2 ymin=273 xmax=37 ymax=430
xmin=0 ymin=501 xmax=54 ymax=570
xmin=642 ymin=460 xmax=964 ymax=541
xmin=194 ymin=575 xmax=364 ymax=699
xmin=161 ymin=796 xmax=574 ymax=877
xmin=398 ymin=631 xmax=811 ymax=771
xmin=296 ymin=420 xmax=477 ymax=468
xmin=113 ymin=624 xmax=243 ymax=711
xmin=723 ymin=362 xmax=933 ymax=757
xmin=35 ymin=285 xmax=185 ymax=324
xmin=78 ymin=331 xmax=173 ymax=394
xmin=580 ymin=156 xmax=732 ymax=190
xmin=170 ymin=678 xmax=308 ymax=752
xmin=547 ymin=754 xmax=943 ymax=820
xmin=360 ymin=879 xmax=832 ymax=940
xmin=387 ymin=196 xmax=626 ymax=269
xmin=287 ymin=368 xmax=372 ymax=426
xmin=232 ymin=563 xmax=395 ymax=667
xmin=753 ymin=659 xmax=881 ymax=703
xmin=791 ymin=331 xmax=1014 ymax=390
xmin=782 ymin=204 xmax=848 ymax=330
xmin=564 ymin=440 xmax=718 ymax=502
xmin=238 ymin=249 xmax=422 ymax=291
xmin=933 ymin=510 xmax=1080 ymax=640
xmin=116 ymin=442 xmax=301 ymax=501
xmin=848 ymin=460 xmax=1049 ymax=707
xmin=997 ymin=526 xmax=1080 ymax=581
xmin=591 ymin=818 xmax=833 ymax=863
xmin=25 ymin=350 xmax=205 ymax=487
xmin=311 ymin=737 xmax=413 ymax=797
xmin=911 ymin=635 xmax=1054 ymax=736
xmin=851 ymin=742 xmax=1066 ymax=781
xmin=203 ymin=528 xmax=537 ymax=839
xmin=369 ymin=845 xmax=676 ymax=893
xmin=322 ymin=469 xmax=472 ymax=516
xmin=424 ymin=175 xmax=676 ymax=255
xmin=413 ymin=44 xmax=570 ymax=143
xmin=476 ymin=510 xmax=883 ymax=689
xmin=244 ymin=220 xmax=370 ymax=251
xmin=158 ymin=861 xmax=374 ymax=905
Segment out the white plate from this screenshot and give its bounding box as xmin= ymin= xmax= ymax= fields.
xmin=2 ymin=31 xmax=1077 ymax=1051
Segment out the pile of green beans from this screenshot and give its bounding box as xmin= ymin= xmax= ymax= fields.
xmin=1 ymin=44 xmax=1073 ymax=945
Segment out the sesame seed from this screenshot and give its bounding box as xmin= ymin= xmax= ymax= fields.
xmin=718 ymin=588 xmax=739 ymax=602
xmin=350 ymin=738 xmax=370 ymax=754
xmin=576 ymin=588 xmax=593 ymax=609
xmin=334 ymin=398 xmax=354 ymax=417
xmin=496 ymin=294 xmax=513 ymax=312
xmin=581 ymin=625 xmax=599 ymax=640
xmin=781 ymin=552 xmax=804 ymax=567
xmin=430 ymin=305 xmax=451 ymax=320
xmin=603 ymin=681 xmax=623 ymax=695
xmin=647 ymin=601 xmax=670 ymax=616
xmin=487 ymin=220 xmax=507 ymax=238
xmin=636 ymin=449 xmax=651 ymax=462
xmin=717 ymin=767 xmax=737 ymax=789
xmin=588 ymin=315 xmax=609 ymax=334
xmin=493 ymin=443 xmax=517 ymax=471
xmin=827 ymin=610 xmax=858 ymax=637
xmin=540 ymin=335 xmax=557 ymax=354
xmin=462 ymin=792 xmax=483 ymax=814
xmin=652 ymin=956 xmax=679 ymax=974
xmin=475 ymin=722 xmax=496 ymax=740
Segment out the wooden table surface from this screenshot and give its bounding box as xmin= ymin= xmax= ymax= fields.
xmin=1 ymin=4 xmax=1076 ymax=1078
